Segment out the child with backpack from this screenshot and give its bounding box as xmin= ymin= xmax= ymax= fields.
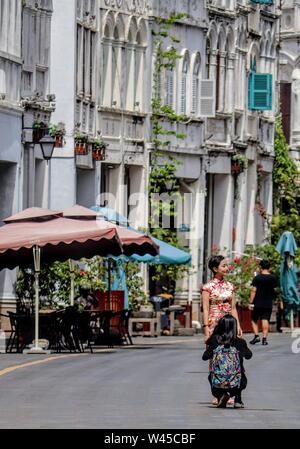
xmin=202 ymin=314 xmax=252 ymax=408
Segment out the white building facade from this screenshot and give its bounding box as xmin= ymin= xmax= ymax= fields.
xmin=147 ymin=1 xmax=279 ymax=321
xmin=0 ymin=0 xmax=281 ymax=321
xmin=278 ymin=0 xmax=300 ymax=171
xmin=0 ymin=0 xmax=54 ymax=316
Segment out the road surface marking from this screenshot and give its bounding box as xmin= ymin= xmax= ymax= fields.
xmin=0 ymin=349 xmax=116 ymax=378
xmin=0 ymin=354 xmax=84 ymax=377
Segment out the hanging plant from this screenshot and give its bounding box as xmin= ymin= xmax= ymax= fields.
xmin=32 ymin=121 xmax=47 ymax=143
xmin=90 ymin=137 xmax=107 ymax=161
xmin=74 ymin=130 xmax=89 ymax=155
xmin=49 ymin=122 xmax=66 ymax=148
xmin=231 ymin=153 xmax=248 ymax=200
xmin=231 ymin=153 xmax=248 ymax=175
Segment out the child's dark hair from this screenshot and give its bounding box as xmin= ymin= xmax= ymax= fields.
xmin=259 ymin=259 xmax=271 ymax=270
xmin=212 ymin=314 xmax=238 ymax=347
xmin=208 ymin=255 xmax=225 ymax=274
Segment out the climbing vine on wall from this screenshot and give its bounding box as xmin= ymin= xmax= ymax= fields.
xmin=149 ymin=13 xmax=190 ymax=292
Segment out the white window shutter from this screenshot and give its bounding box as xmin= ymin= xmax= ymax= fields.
xmin=169 ymin=71 xmax=174 ymax=107
xmin=191 ymin=75 xmax=197 ymax=114
xmin=180 ymin=75 xmax=187 ymax=114
xmin=166 ymin=69 xmax=174 ymax=107
xmin=199 ymin=79 xmax=215 ymax=117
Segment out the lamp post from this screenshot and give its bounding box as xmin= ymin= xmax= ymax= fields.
xmin=23 ymin=128 xmax=56 ymax=208
xmin=38 ymin=132 xmax=56 ymax=208
xmin=22 ymin=128 xmax=55 ymax=354
xmin=38 ymin=132 xmax=56 ymax=163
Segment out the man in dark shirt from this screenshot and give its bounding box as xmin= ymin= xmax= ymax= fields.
xmin=249 ymin=259 xmax=278 ymax=346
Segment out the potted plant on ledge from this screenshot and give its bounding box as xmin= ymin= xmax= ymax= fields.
xmin=32 ymin=121 xmax=47 ymax=143
xmin=91 ymin=137 xmax=107 ymax=161
xmin=231 ymin=153 xmax=248 ymax=175
xmin=49 ymin=122 xmax=66 ymax=148
xmin=74 ymin=131 xmax=89 ymax=155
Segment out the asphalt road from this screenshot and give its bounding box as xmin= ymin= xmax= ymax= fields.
xmin=0 ymin=333 xmax=299 ymax=429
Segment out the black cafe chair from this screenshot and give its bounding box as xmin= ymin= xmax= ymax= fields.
xmin=6 ymin=312 xmax=33 ymax=353
xmin=109 ymin=310 xmax=133 ymax=347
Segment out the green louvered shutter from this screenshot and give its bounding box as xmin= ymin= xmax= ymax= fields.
xmin=248 ymin=73 xmax=272 ymax=111
xmin=251 ymin=0 xmax=273 ymax=4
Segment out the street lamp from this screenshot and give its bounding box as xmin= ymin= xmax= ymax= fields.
xmin=23 ymin=127 xmax=56 ymax=162
xmin=37 ymin=132 xmax=56 ymax=162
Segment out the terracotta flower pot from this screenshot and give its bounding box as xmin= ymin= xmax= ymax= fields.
xmin=75 ymin=142 xmax=87 ymax=155
xmin=33 ymin=128 xmax=45 ymax=144
xmin=55 ymin=135 xmax=63 ymax=148
xmin=237 ymin=305 xmax=262 ymax=333
xmin=92 ymin=147 xmax=105 ymax=161
xmin=231 ymin=162 xmax=243 ymax=175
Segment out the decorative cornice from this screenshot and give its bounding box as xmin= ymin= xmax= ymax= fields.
xmin=19 ymin=95 xmax=56 ymax=113
xmin=98 ymin=106 xmax=147 ymax=118
xmin=0 ymin=51 xmax=22 ymax=65
xmin=260 ymin=8 xmax=280 ymax=21
xmin=207 ymin=5 xmax=236 ymax=20
xmin=236 ymin=4 xmax=251 ymax=16
xmin=0 ymin=102 xmax=23 ymax=116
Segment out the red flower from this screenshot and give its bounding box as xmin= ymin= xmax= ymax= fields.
xmin=80 ymin=271 xmax=86 ymax=276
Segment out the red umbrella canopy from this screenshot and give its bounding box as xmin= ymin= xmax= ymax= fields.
xmin=62 ymin=205 xmax=160 ymax=257
xmin=0 ymin=208 xmax=123 ymax=270
xmin=3 ymin=207 xmax=63 ymax=223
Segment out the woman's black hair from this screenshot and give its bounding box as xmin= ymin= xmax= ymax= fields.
xmin=208 ymin=255 xmax=225 ymax=274
xmin=212 ymin=314 xmax=238 ymax=347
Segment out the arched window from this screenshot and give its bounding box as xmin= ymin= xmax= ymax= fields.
xmin=180 ymin=53 xmax=189 ymax=115
xmin=191 ymin=54 xmax=201 ymax=115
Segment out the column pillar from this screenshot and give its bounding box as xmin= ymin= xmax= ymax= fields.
xmin=291 ymin=69 xmax=300 ymax=148
xmin=85 ymin=29 xmax=91 ymax=98
xmin=126 ymin=43 xmax=135 ymax=110
xmin=225 ymin=52 xmax=236 ymax=113
xmin=233 ymin=170 xmax=247 ymax=254
xmin=209 ymin=49 xmax=217 ymax=79
xmin=218 ymin=51 xmax=227 ymax=112
xmin=77 ymin=25 xmax=84 ymax=96
xmin=112 ymin=42 xmax=122 ymax=108
xmin=26 ymin=143 xmax=36 ymax=208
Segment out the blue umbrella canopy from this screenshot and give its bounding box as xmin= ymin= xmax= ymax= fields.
xmin=128 ymin=237 xmax=191 ymax=265
xmin=276 ymin=231 xmax=300 ymax=317
xmin=90 ymin=206 xmax=128 ymax=226
xmin=90 ymin=207 xmax=191 ymax=307
xmin=90 ymin=206 xmax=191 ymax=265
